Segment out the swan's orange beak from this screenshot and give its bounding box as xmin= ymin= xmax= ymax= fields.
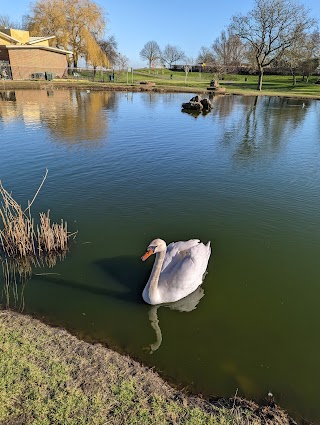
xmin=141 ymin=250 xmax=154 ymax=261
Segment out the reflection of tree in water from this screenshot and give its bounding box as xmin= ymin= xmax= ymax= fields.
xmin=210 ymin=94 xmax=236 ymax=119
xmin=44 ymin=91 xmax=118 ymax=143
xmin=0 ymin=252 xmax=66 ymax=311
xmin=140 ymin=92 xmax=159 ymax=108
xmin=0 ymin=90 xmax=118 ymax=144
xmin=161 ymin=93 xmax=182 ymax=104
xmin=0 ymin=91 xmax=17 ymax=122
xmin=234 ymin=96 xmax=260 ymax=159
xmin=212 ymin=95 xmax=310 ymax=162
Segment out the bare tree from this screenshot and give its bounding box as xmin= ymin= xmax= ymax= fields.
xmin=300 ymin=30 xmax=320 ymax=81
xmin=140 ymin=41 xmax=161 ymax=71
xmin=183 ymin=57 xmax=194 ymax=84
xmin=197 ymin=46 xmax=215 ymax=66
xmin=283 ymin=39 xmax=304 ymax=85
xmin=284 ymin=31 xmax=320 ymax=84
xmin=212 ymin=29 xmax=246 ymax=68
xmin=230 ymin=0 xmax=315 ymax=90
xmin=116 ymin=53 xmax=129 ymax=71
xmin=0 ymin=14 xmax=21 ymax=29
xmin=99 ymin=36 xmax=118 ymax=68
xmin=161 ymin=44 xmax=185 ymax=68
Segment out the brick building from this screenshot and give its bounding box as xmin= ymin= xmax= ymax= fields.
xmin=0 ymin=28 xmax=72 ymax=80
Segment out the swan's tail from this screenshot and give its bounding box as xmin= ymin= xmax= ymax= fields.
xmin=202 ymin=241 xmax=211 ymax=280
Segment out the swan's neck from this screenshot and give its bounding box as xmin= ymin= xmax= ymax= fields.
xmin=147 ymin=250 xmax=166 ymax=303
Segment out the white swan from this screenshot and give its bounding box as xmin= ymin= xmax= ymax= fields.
xmin=141 ymin=238 xmax=211 ymax=305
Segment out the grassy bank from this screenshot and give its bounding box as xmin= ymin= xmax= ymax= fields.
xmin=0 ymin=310 xmax=294 ymax=425
xmin=131 ymin=69 xmax=320 ymax=98
xmin=2 ymin=70 xmax=320 ymax=99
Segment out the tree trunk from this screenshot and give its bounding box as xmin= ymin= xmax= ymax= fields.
xmin=257 ymin=67 xmax=263 ymax=91
xmin=292 ymin=72 xmax=296 ymax=85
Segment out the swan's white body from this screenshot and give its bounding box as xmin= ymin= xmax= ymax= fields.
xmin=141 ymin=238 xmax=211 ymax=305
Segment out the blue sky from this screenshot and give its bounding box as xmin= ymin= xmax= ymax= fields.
xmin=3 ymin=0 xmax=320 ymax=68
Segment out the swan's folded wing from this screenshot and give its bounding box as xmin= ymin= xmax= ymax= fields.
xmin=170 ymin=243 xmax=210 ymax=288
xmin=157 ymin=242 xmax=211 ymax=303
xmin=161 ymin=239 xmax=200 ymax=273
xmin=164 ymin=255 xmax=201 ymax=293
xmin=163 ymin=250 xmax=205 ymax=292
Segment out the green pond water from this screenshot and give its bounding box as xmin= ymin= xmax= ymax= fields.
xmin=1 ymin=89 xmax=320 ymax=423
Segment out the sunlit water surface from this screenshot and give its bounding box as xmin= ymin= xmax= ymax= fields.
xmin=1 ymin=89 xmax=320 ymax=423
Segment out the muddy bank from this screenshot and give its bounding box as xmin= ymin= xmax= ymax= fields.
xmin=2 ymin=79 xmax=320 ymax=101
xmin=0 ymin=79 xmax=205 ymax=94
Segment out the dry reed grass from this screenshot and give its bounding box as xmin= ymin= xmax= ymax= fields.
xmin=0 ymin=171 xmax=75 ymax=308
xmin=0 ymin=170 xmax=76 ymax=259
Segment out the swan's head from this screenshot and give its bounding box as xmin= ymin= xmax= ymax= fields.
xmin=141 ymin=238 xmax=166 ymax=261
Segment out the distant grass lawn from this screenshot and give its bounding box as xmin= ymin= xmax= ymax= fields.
xmin=126 ymin=69 xmax=320 ymax=98
xmin=221 ymin=74 xmax=320 ymax=98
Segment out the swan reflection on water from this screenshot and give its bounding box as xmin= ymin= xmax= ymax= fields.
xmin=146 ymin=285 xmax=205 ymax=354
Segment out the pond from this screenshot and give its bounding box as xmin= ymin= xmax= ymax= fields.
xmin=1 ymin=89 xmax=320 ymax=423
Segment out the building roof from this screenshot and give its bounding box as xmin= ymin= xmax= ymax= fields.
xmin=27 ymin=36 xmax=56 ymax=45
xmin=0 ymin=28 xmax=72 ymax=55
xmin=6 ymin=45 xmax=73 ymax=55
xmin=0 ymin=30 xmax=21 ymax=43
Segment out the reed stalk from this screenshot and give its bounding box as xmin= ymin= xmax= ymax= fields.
xmin=0 ymin=171 xmax=75 ymax=308
xmin=0 ymin=171 xmax=76 ymax=259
